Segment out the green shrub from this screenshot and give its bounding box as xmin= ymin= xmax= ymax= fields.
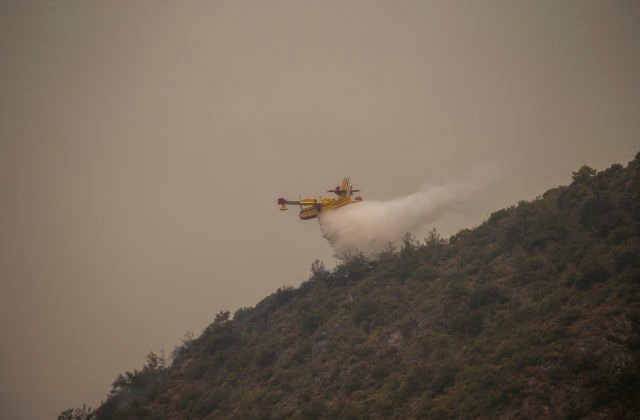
xmin=469 ymin=285 xmax=508 ymax=309
xmin=576 ymin=260 xmax=609 ymax=290
xmin=430 ymin=363 xmax=457 ymax=396
xmin=301 ymin=306 xmax=330 ymax=334
xmin=414 ymin=265 xmax=439 ymax=282
xmin=256 ymin=348 xmax=277 ymax=367
xmin=615 ymin=248 xmax=640 ymax=272
xmin=352 ymin=297 xmax=378 ymax=326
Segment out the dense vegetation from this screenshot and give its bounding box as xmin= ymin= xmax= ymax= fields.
xmin=64 ymin=153 xmax=640 ymax=419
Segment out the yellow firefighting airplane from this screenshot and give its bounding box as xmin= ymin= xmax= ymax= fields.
xmin=278 ymin=177 xmax=363 ymax=220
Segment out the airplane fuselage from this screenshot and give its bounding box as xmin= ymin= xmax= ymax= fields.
xmin=298 ymin=197 xmax=356 ymax=220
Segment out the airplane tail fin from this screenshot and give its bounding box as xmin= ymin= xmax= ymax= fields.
xmin=328 ymin=177 xmax=360 ymax=197
xmin=341 ymin=177 xmax=349 ymax=196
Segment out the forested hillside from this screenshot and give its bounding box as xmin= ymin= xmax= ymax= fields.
xmin=66 ymin=153 xmax=640 ymax=419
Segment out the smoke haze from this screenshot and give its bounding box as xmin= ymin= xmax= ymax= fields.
xmin=319 ymin=180 xmax=479 ymax=258
xmin=1 ymin=2 xmax=639 ymax=418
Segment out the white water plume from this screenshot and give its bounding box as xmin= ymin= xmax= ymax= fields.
xmin=318 ymin=180 xmax=480 ymax=259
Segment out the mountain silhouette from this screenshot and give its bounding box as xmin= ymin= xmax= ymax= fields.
xmin=62 ymin=152 xmax=640 ymax=419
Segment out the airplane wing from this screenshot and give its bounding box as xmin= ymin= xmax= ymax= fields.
xmin=278 ymin=198 xmax=301 ymax=205
xmin=277 ymin=198 xmax=321 ymax=208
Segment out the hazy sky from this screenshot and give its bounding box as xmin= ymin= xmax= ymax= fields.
xmin=1 ymin=1 xmax=639 ymax=418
